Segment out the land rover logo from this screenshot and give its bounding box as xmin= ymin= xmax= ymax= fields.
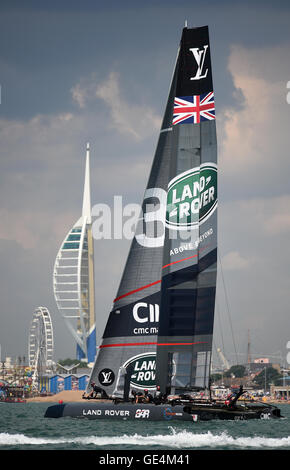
xmin=98 ymin=368 xmax=115 ymax=386
xmin=166 ymin=163 xmax=217 ymax=230
xmin=123 ymin=352 xmax=156 ymax=390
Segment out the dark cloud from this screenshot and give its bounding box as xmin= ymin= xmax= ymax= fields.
xmin=1 ymin=2 xmax=290 ymax=368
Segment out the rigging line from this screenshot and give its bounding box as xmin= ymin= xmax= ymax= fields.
xmin=212 ymin=342 xmax=225 ymax=370
xmin=212 ymin=341 xmax=220 ymax=368
xmin=215 ymin=298 xmax=226 ymax=358
xmin=218 ymin=250 xmax=238 ymax=365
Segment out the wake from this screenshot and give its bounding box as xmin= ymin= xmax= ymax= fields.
xmin=1 ymin=429 xmax=290 ymax=449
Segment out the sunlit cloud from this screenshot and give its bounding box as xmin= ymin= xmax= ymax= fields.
xmin=72 ymin=71 xmax=161 ymax=140
xmin=219 ymin=44 xmax=290 ymax=192
xmin=222 ymin=250 xmax=251 ymax=271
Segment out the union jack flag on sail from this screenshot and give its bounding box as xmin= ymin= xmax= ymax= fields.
xmin=173 ymin=92 xmax=215 ymax=125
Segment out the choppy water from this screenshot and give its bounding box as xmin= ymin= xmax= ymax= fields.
xmin=0 ymin=402 xmax=289 ymax=452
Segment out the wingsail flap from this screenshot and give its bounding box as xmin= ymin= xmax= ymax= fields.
xmin=155 ymin=26 xmax=217 ymax=394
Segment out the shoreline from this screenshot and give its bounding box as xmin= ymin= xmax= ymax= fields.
xmin=25 ymin=390 xmax=290 ymax=405
xmin=26 ymin=390 xmax=110 ymax=403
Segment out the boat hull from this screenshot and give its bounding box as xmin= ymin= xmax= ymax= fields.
xmin=44 ymin=401 xmax=281 ymax=421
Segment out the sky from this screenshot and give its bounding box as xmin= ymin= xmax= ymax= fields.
xmin=0 ymin=0 xmax=290 ymax=369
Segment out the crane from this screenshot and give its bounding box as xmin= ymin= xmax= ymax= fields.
xmin=217 ymin=347 xmax=230 ymax=370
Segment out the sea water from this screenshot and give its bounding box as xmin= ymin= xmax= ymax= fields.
xmin=0 ymin=402 xmax=290 ymax=452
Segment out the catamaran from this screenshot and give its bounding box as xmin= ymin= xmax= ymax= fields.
xmin=45 ymin=25 xmax=281 ymax=421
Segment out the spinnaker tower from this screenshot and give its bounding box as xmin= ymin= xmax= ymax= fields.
xmin=53 ymin=144 xmax=96 ymax=365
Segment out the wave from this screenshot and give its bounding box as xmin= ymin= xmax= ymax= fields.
xmin=1 ymin=429 xmax=290 ymax=449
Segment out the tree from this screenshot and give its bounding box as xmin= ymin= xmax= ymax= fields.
xmin=224 ymin=365 xmax=246 ymax=378
xmin=253 ymin=367 xmax=283 ymax=389
xmin=211 ymin=373 xmax=222 ymax=383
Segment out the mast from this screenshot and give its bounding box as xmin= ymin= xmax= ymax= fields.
xmin=247 ymin=329 xmax=251 ymax=364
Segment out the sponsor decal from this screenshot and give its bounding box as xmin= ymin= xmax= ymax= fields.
xmin=98 ymin=368 xmax=115 ymax=386
xmin=82 ymin=408 xmax=130 ymax=417
xmin=82 ymin=408 xmax=102 ymax=416
xmin=123 ymin=352 xmax=156 ymax=390
xmin=132 ymin=302 xmax=159 ymax=335
xmin=260 ymin=412 xmax=271 ymax=420
xmin=135 ymin=409 xmax=150 ymax=419
xmin=169 ymin=228 xmax=213 ymax=257
xmin=104 ymin=292 xmax=161 ymax=338
xmin=234 ymin=415 xmax=245 ymax=421
xmin=103 ymin=409 xmax=130 ymax=417
xmin=133 ymin=302 xmax=159 ymax=324
xmin=189 ymin=45 xmax=209 ymax=81
xmin=166 ymin=163 xmax=217 ymax=230
xmin=133 ymin=325 xmax=159 ymax=335
xmin=163 ymin=406 xmax=183 ymax=420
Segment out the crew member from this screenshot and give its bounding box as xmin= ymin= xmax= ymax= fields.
xmin=84 ymin=382 xmax=108 ymax=399
xmin=143 ymin=389 xmax=153 ymax=403
xmin=225 ymin=385 xmax=243 ymax=407
xmin=155 ymin=385 xmax=161 ymax=397
xmin=131 ymin=391 xmax=143 ymax=403
xmin=154 ymin=385 xmax=167 ymax=405
xmin=131 ymin=390 xmax=138 ymax=403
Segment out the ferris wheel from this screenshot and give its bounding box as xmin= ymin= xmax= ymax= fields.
xmin=28 ymin=307 xmax=54 ymax=386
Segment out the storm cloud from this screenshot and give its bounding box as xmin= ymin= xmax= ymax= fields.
xmin=0 ymin=1 xmax=290 ymax=369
